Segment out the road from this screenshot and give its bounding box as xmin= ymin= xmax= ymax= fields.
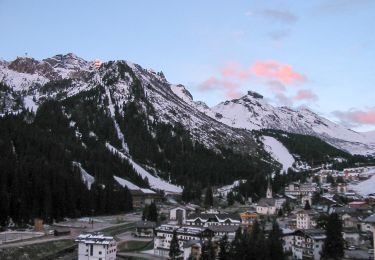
xmin=117 ymin=252 xmax=167 ymax=259
xmin=0 ymin=235 xmax=71 ymax=249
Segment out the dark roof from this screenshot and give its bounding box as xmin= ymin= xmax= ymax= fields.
xmin=207 ymin=225 xmax=240 ymax=233
xmin=187 ymin=213 xmax=241 ymax=221
xmin=135 ymin=221 xmax=156 ymax=228
xmin=257 ymin=198 xmax=276 ymax=207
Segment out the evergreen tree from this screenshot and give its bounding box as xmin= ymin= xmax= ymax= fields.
xmin=204 ymin=187 xmax=214 ymax=208
xmin=227 ymin=192 xmax=234 ymax=206
xmin=169 ymin=230 xmax=180 ymax=259
xmin=148 ymin=202 xmax=158 ymax=222
xmin=201 ymin=240 xmax=216 ymax=260
xmin=304 ymin=200 xmax=311 ymax=210
xmin=267 ymin=221 xmax=284 ymax=260
xmin=218 ymin=234 xmax=230 ymax=260
xmin=322 ymin=213 xmax=344 ymax=259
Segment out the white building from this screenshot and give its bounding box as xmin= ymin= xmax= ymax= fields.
xmin=256 ymin=180 xmax=285 ymax=215
xmin=75 ymin=233 xmax=117 ymax=260
xmin=291 ymin=229 xmax=326 ymax=260
xmin=169 ymin=206 xmax=196 ymax=225
xmin=285 ymin=182 xmax=318 ymax=197
xmin=153 ymin=224 xmax=214 ymax=258
xmin=364 ymin=215 xmax=375 ymax=260
xmin=296 ymin=210 xmax=318 ymax=230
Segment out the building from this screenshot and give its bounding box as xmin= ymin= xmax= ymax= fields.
xmin=364 ymin=214 xmax=375 ymax=260
xmin=186 ymin=212 xmax=241 ymax=227
xmin=130 ymin=189 xmax=163 ymax=208
xmin=134 ymin=221 xmax=156 ymax=237
xmin=75 ymin=233 xmax=117 ymax=260
xmin=183 ymin=240 xmax=202 ymax=260
xmin=169 ymin=206 xmax=196 ymax=225
xmin=153 ymin=224 xmax=214 ymax=257
xmin=239 ymin=211 xmax=258 ymax=226
xmin=296 ymin=209 xmax=318 ymax=230
xmin=207 ymin=225 xmax=239 ymax=241
xmin=285 ymin=182 xmax=318 ymax=197
xmin=256 ymin=180 xmax=285 ymax=215
xmin=291 ymin=229 xmax=326 ymax=260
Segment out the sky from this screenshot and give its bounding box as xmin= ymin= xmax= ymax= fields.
xmin=0 ymin=0 xmax=374 ymax=131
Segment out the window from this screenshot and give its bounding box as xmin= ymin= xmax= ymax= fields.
xmin=99 ymin=251 xmax=102 ymax=255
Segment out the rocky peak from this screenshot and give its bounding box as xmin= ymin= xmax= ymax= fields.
xmin=43 ymin=53 xmax=90 ymax=70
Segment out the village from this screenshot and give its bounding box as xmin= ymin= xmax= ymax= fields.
xmin=1 ymin=166 xmax=375 ymax=260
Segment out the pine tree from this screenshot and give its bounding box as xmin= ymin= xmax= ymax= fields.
xmin=204 ymin=187 xmax=213 ymax=208
xmin=201 ymin=240 xmax=216 ymax=260
xmin=218 ymin=234 xmax=230 ymax=260
xmin=227 ymin=192 xmax=234 ymax=206
xmin=267 ymin=221 xmax=284 ymax=260
xmin=169 ymin=230 xmax=180 ymax=259
xmin=304 ymin=200 xmax=311 ymax=210
xmin=322 ymin=213 xmax=344 ymax=259
xmin=148 ymin=202 xmax=158 ymax=222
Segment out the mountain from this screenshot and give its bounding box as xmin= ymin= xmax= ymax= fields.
xmin=209 ymin=91 xmax=375 ymax=156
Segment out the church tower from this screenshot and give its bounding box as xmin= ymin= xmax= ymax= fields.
xmin=266 ymin=178 xmax=273 ymax=199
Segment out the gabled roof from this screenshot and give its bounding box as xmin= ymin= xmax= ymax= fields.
xmin=135 ymin=220 xmax=156 ymax=229
xmin=187 ymin=213 xmax=241 ymax=222
xmin=257 ymin=198 xmax=276 ymax=207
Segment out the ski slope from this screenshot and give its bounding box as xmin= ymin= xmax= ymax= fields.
xmin=73 ymin=161 xmax=95 ymax=190
xmin=262 ymin=136 xmax=295 ymax=173
xmin=106 ymin=143 xmax=182 ymax=194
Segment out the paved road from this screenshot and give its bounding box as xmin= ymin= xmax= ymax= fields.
xmin=117 ymin=252 xmax=166 ymax=259
xmin=0 ymin=235 xmax=71 ymax=249
xmin=345 ymin=249 xmax=373 ymax=259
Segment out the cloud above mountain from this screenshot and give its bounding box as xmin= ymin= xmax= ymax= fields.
xmin=333 ymin=108 xmax=375 ymax=127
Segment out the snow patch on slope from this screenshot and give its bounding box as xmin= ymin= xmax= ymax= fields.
xmin=106 ymin=143 xmax=182 ymax=194
xmin=262 ymin=136 xmax=295 ymax=173
xmin=350 ymin=173 xmax=375 ymax=196
xmin=113 ymin=175 xmax=140 ymax=190
xmin=73 ymin=162 xmax=95 ymax=190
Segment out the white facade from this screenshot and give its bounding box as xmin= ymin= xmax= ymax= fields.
xmin=291 ymin=230 xmax=325 ymax=260
xmin=296 ymin=210 xmax=317 ymax=230
xmin=285 ymin=182 xmax=318 ymax=197
xmin=169 ymin=207 xmax=187 ymax=225
xmin=76 ymin=233 xmax=117 ymax=260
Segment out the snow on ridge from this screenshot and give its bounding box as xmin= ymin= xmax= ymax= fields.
xmin=73 ymin=161 xmax=95 ymax=190
xmin=262 ymin=136 xmax=295 ymax=173
xmin=106 ymin=143 xmax=182 ymax=194
xmin=113 ymin=175 xmax=140 ymax=190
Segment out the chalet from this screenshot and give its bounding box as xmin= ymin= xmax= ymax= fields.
xmin=153 ymin=225 xmax=214 ymax=257
xmin=75 ymin=233 xmax=117 ymax=260
xmin=134 ymin=221 xmax=156 ymax=237
xmin=130 ymin=189 xmax=162 ymax=208
xmin=291 ymin=229 xmax=326 ymax=260
xmin=186 ymin=212 xmax=241 ymax=227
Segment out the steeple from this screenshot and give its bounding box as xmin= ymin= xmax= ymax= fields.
xmin=266 ymin=178 xmax=273 ymax=199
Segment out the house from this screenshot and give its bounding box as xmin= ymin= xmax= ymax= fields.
xmin=348 ymin=201 xmax=368 ymax=209
xmin=291 ymin=229 xmax=326 ymax=260
xmin=186 ymin=212 xmax=241 ymax=227
xmin=296 ymin=209 xmax=318 ymax=230
xmin=134 ymin=221 xmax=156 ymax=237
xmin=75 ymin=233 xmax=117 ymax=260
xmin=239 ymin=211 xmax=258 ymax=225
xmin=153 ymin=224 xmax=214 ymax=257
xmin=342 ymin=227 xmax=361 ymax=247
xmin=130 ymin=189 xmax=163 ymax=208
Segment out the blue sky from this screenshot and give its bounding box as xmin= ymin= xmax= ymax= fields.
xmin=0 ymin=0 xmax=374 ymax=131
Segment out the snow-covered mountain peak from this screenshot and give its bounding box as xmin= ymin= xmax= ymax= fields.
xmin=43 ymin=53 xmax=90 ymax=70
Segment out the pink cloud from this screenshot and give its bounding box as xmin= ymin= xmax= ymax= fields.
xmin=199 ymin=75 xmax=242 ymax=99
xmin=334 ymin=108 xmax=375 ymax=126
xmin=220 ymin=62 xmax=251 ymax=80
xmin=293 ymin=89 xmax=318 ymax=101
xmin=251 ymin=60 xmax=306 ymax=85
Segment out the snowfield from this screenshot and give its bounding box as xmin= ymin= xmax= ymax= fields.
xmin=262 ymin=136 xmax=295 ymax=173
xmin=350 ymin=174 xmax=375 ymax=196
xmin=106 ymin=143 xmax=182 ymax=194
